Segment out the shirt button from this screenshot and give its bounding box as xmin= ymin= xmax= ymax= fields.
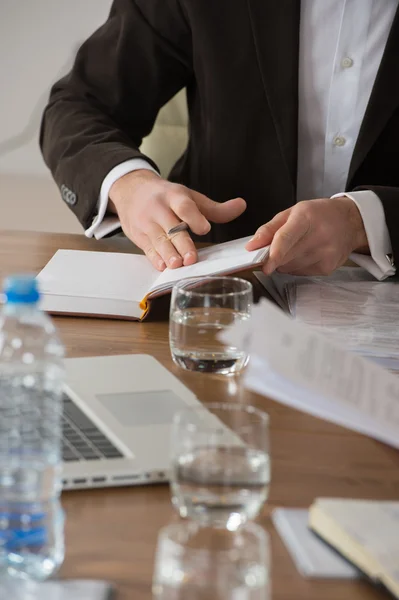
xmin=341 ymin=57 xmax=354 ymax=69
xmin=333 ymin=135 xmax=346 ymax=147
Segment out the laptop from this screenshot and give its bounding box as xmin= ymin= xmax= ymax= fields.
xmin=61 ymin=354 xmax=201 ymax=490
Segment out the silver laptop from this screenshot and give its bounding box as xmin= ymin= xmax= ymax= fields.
xmin=61 ymin=354 xmax=201 ymax=490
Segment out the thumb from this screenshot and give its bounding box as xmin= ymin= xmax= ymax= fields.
xmin=245 ymin=209 xmax=290 ymax=251
xmin=191 ymin=191 xmax=247 ymax=224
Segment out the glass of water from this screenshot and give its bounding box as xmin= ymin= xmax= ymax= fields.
xmin=152 ymin=521 xmax=270 ymax=600
xmin=169 ymin=277 xmax=253 ymax=374
xmin=170 ymin=403 xmax=270 ymax=529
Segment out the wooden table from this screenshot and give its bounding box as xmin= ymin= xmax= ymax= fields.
xmin=1 ymin=230 xmax=398 ymax=600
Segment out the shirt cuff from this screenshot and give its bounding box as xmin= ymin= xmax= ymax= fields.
xmin=85 ymin=159 xmax=159 ymax=239
xmin=331 ymin=191 xmax=396 ymax=281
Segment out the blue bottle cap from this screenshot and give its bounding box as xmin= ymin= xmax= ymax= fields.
xmin=3 ymin=275 xmax=40 ymax=304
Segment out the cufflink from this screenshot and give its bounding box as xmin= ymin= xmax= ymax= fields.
xmin=60 ymin=184 xmax=77 ymax=206
xmin=386 ymin=254 xmax=395 ymax=268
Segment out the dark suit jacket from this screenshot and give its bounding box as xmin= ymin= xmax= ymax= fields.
xmin=40 ymin=0 xmax=399 ymax=262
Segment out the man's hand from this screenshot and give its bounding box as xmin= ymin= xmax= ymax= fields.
xmin=109 ymin=170 xmax=246 ymax=271
xmin=246 ymin=197 xmax=369 ymax=276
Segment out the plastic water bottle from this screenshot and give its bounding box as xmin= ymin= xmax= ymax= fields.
xmin=0 ymin=276 xmax=65 ymax=581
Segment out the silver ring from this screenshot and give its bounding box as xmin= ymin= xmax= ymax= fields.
xmin=167 ymin=222 xmax=189 ymax=236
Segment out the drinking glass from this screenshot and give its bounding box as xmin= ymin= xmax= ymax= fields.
xmin=170 ymin=403 xmax=270 ymax=529
xmin=152 ymin=521 xmax=270 ymax=600
xmin=169 ymin=277 xmax=253 ymax=375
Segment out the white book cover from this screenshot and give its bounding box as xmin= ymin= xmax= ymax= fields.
xmin=36 ymin=237 xmax=269 ymax=320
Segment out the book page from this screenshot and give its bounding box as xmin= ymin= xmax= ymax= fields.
xmin=37 ymin=250 xmax=158 ymax=303
xmin=221 ymin=298 xmax=399 ymax=449
xmin=149 ymin=237 xmax=269 ymax=294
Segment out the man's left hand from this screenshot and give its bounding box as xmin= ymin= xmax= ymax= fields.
xmin=246 ymin=197 xmax=369 ymax=276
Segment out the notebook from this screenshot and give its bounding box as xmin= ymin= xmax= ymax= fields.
xmin=272 ymin=508 xmax=360 ymax=579
xmin=36 ymin=236 xmax=269 ymax=320
xmin=309 ymin=498 xmax=399 ymax=598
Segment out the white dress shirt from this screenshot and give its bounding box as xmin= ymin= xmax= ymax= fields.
xmin=86 ymin=0 xmax=397 ymax=280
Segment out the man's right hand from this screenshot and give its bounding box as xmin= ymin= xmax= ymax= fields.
xmin=109 ymin=170 xmax=246 ymax=271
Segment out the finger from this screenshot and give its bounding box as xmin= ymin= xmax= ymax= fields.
xmin=157 ymin=208 xmax=198 ymax=266
xmin=167 ymin=230 xmax=197 ymax=266
xmin=170 ymin=194 xmax=211 ymax=236
xmin=273 ymin=250 xmax=318 ymax=274
xmin=278 ymin=260 xmax=327 ymax=277
xmin=132 ymin=231 xmax=166 ymax=272
xmin=265 ymin=212 xmax=311 ymax=274
xmin=145 ymin=223 xmax=183 ymax=269
xmin=246 ymin=210 xmax=290 ymax=251
xmin=190 ymin=191 xmax=247 ymax=224
xmin=269 ymin=237 xmax=316 ymax=268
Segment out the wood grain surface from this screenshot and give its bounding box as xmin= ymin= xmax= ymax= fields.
xmin=0 ymin=230 xmax=398 ymax=600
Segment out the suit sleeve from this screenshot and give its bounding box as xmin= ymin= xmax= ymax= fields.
xmin=353 ymin=185 xmax=399 ymax=269
xmin=40 ymin=0 xmax=192 ymax=230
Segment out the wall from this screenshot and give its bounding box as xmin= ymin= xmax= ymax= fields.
xmin=0 ymin=0 xmax=189 ymax=235
xmin=0 ymin=0 xmax=113 ymax=233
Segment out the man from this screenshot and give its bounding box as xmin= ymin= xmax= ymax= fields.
xmin=40 ymin=0 xmax=398 ymax=279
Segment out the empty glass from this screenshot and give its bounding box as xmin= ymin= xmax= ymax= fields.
xmin=152 ymin=521 xmax=270 ymax=600
xmin=170 ymin=403 xmax=270 ymax=530
xmin=169 ymin=277 xmax=253 ymax=374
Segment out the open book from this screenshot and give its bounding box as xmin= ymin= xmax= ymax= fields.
xmin=309 ymin=498 xmax=399 ymax=598
xmin=36 ymin=236 xmax=269 ymax=320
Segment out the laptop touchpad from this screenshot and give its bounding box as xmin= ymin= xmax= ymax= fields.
xmin=96 ymin=390 xmax=190 ymax=427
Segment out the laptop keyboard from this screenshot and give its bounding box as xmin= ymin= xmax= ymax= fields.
xmin=62 ymin=394 xmax=124 ymax=462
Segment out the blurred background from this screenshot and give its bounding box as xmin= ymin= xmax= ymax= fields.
xmin=0 ymin=0 xmax=188 ymax=235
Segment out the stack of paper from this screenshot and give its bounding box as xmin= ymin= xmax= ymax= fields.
xmin=272 ymin=508 xmax=360 ymax=579
xmin=255 ymin=268 xmax=399 ymax=371
xmin=221 ymin=298 xmax=399 ymax=449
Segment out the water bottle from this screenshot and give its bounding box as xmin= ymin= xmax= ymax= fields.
xmin=0 ymin=275 xmax=65 ymax=581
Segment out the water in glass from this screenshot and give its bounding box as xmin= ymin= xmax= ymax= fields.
xmin=170 ymin=306 xmax=250 ymax=374
xmin=171 ymin=445 xmax=270 ymax=528
xmin=169 ymin=277 xmax=252 ymax=375
xmin=171 ymin=403 xmax=270 ymax=529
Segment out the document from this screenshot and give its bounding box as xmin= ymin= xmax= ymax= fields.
xmin=222 ymin=298 xmax=399 ymax=449
xmin=255 ymin=268 xmax=399 ymax=370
